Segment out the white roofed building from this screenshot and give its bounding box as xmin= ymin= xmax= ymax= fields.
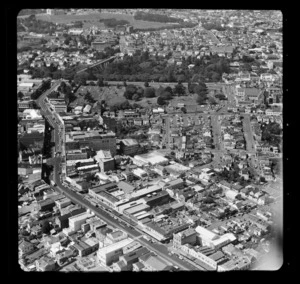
xmin=97 ymin=238 xmax=133 ymax=266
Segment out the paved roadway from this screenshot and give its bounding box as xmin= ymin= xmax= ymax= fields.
xmin=105 ymin=81 xmax=189 ymax=89
xmin=211 ymin=114 xmax=222 ymax=151
xmin=242 ymin=114 xmax=256 ymax=152
xmin=51 ymin=157 xmax=197 ymax=270
xmin=36 ymin=80 xmax=200 ymax=271
xmin=222 ymin=84 xmax=237 ymax=107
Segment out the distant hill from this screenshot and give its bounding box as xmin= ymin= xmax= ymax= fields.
xmin=18 ymin=9 xmax=45 ymax=17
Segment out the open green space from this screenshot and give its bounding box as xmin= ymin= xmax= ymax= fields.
xmin=72 ymin=85 xmax=127 ymax=107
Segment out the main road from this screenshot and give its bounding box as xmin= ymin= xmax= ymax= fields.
xmin=35 ymin=80 xmax=201 ymax=271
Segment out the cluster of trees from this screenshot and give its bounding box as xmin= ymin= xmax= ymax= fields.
xmin=156 ymin=85 xmax=175 ymax=105
xmin=83 ymin=91 xmax=96 ymax=104
xmin=123 ymin=84 xmax=147 ymax=101
xmin=58 ymin=81 xmax=76 ymax=104
xmin=71 ymin=21 xmax=83 ymax=28
xmin=62 ymin=33 xmax=94 ymax=46
xmin=121 ymin=81 xmax=186 ymax=105
xmin=30 ymin=63 xmax=64 ymax=79
xmin=109 ymin=100 xmax=132 ymax=112
xmin=270 ymin=158 xmax=281 ymax=176
xmin=17 ymin=91 xmax=24 ymax=100
xmin=201 ymin=21 xmax=226 ymax=31
xmin=217 ymin=164 xmax=251 ymax=185
xmin=25 ymin=49 xmax=230 ymax=85
xmin=27 ymin=45 xmax=120 ymax=82
xmin=188 ymin=81 xmax=209 ymax=105
xmin=99 ymin=18 xmax=130 ymax=28
xmin=134 ymin=11 xmax=183 ymax=23
xmin=97 ymin=51 xmax=230 ymax=83
xmin=261 ymin=122 xmax=282 ymax=146
xmin=30 ymin=78 xmax=51 ymax=100
xmin=133 ymin=21 xmax=197 ymax=32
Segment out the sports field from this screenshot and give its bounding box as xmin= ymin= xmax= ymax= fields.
xmin=35 ymin=12 xmax=174 ymax=30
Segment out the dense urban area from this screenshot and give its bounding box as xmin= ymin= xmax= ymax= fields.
xmin=17 ymin=9 xmax=283 ymax=272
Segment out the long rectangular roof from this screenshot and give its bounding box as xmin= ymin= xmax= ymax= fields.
xmin=124 ymin=203 xmax=150 ymax=215
xmin=195 ymin=225 xmax=218 ymax=241
xmin=130 ymin=184 xmax=162 ymax=199
xmin=97 ymin=238 xmax=133 ymax=254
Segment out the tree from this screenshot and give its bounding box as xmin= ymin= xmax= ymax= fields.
xmin=160 ymin=91 xmax=173 ymax=100
xmin=84 ymin=91 xmax=96 ymax=104
xmin=157 ymin=96 xmax=166 ymax=105
xmin=132 ymin=94 xmax=140 ymax=101
xmin=167 ymin=68 xmax=175 ymax=82
xmin=74 ymin=72 xmax=89 ymax=86
xmin=173 ymin=82 xmax=186 ymax=96
xmin=164 ymin=86 xmax=173 ymax=95
xmin=52 ymin=70 xmax=62 ymax=80
xmin=144 ymin=87 xmax=156 ymax=98
xmin=211 ymin=72 xmax=221 ymax=82
xmin=208 ymin=96 xmax=217 ymax=105
xmin=97 ymin=77 xmax=104 ymax=87
xmin=177 ymin=74 xmax=186 ymax=82
xmin=159 ymin=75 xmax=167 ymax=82
xmin=215 ymin=93 xmax=226 ymax=100
xmin=62 ymin=68 xmax=76 ymax=81
xmin=155 ymin=86 xmax=165 ymax=97
xmin=196 ymin=94 xmax=207 ymax=105
xmin=17 ymin=91 xmax=24 ymax=100
xmin=136 ymin=87 xmax=144 ymax=97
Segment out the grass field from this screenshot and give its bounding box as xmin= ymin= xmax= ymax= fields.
xmin=35 ymin=12 xmax=174 ymax=30
xmin=72 ymin=85 xmax=127 ymax=107
xmin=17 ymin=40 xmax=42 ymax=50
xmin=71 ymin=84 xmax=201 ymax=110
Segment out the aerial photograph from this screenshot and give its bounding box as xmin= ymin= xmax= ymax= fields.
xmin=17 ymin=9 xmax=283 ymax=272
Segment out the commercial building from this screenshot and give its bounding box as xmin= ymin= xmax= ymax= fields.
xmin=48 ymin=99 xmax=67 ymax=113
xmin=134 ymin=152 xmax=169 ymax=166
xmin=55 ymin=208 xmax=86 ymax=229
xmin=38 ymin=198 xmax=55 ymax=212
xmin=73 ymin=237 xmax=99 ymax=257
xmin=46 ymin=9 xmax=65 ymax=15
xmin=68 ymin=211 xmax=94 ymax=232
xmin=97 ymin=238 xmax=133 ymax=266
xmin=94 ymin=150 xmax=115 ymax=172
xmin=165 ymin=178 xmax=185 ymax=190
xmin=55 ymin=198 xmax=72 ymax=210
xmin=123 ymin=203 xmax=150 ymax=217
xmin=66 ymin=131 xmax=116 ymax=156
xmin=173 ymin=228 xmax=198 ymax=249
xmin=67 ymin=150 xmax=88 ymax=160
xmin=130 ymin=184 xmax=162 ymax=201
xmin=91 ymin=40 xmax=116 ymax=51
xmin=141 ymin=190 xmax=171 ymax=208
xmin=119 ymin=139 xmax=140 ymax=156
xmin=113 ymin=246 xmax=149 ymax=271
xmin=35 ymin=256 xmax=56 ymax=271
xmin=195 ymin=226 xmax=236 ymax=250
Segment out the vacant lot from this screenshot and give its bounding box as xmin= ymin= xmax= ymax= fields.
xmin=35 ymin=12 xmax=173 ymax=30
